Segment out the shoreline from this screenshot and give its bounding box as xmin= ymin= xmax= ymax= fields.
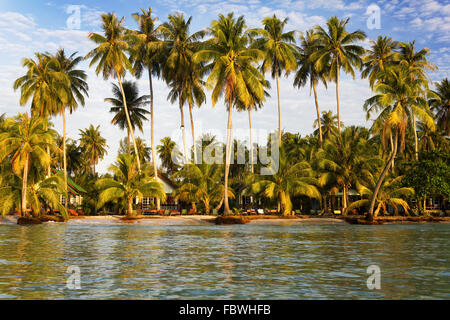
xmin=1 ymin=214 xmax=449 ymax=226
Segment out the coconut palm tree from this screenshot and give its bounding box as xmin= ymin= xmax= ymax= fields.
xmin=78 ymin=125 xmax=107 ymax=175
xmin=250 ymin=15 xmax=298 ymax=143
xmin=194 ymin=13 xmax=265 ymax=215
xmin=128 ymin=7 xmax=162 ymax=200
xmin=363 ymin=66 xmax=430 ymax=220
xmin=51 ymin=49 xmax=89 ymax=211
xmin=429 ymin=78 xmax=450 ymax=135
xmin=96 ymin=154 xmax=166 ymax=216
xmin=118 ymin=137 xmax=151 ymax=163
xmin=348 ymin=175 xmax=414 ymax=217
xmin=361 ymin=36 xmax=400 ymax=89
xmin=157 ymin=137 xmax=182 ymax=177
xmin=399 ymin=41 xmax=437 ymax=160
xmin=316 ymin=126 xmax=377 ymax=214
xmin=85 ymin=13 xmax=142 ymax=172
xmin=313 ymin=110 xmax=341 ymax=140
xmin=313 ymin=16 xmax=366 ymax=134
xmin=248 ymin=145 xmax=320 ymax=215
xmin=174 ymin=163 xmax=233 ymax=214
xmin=0 ymin=113 xmax=55 ymax=216
xmin=105 ymin=80 xmax=150 ymax=149
xmin=159 ymin=13 xmax=205 ymax=164
xmin=13 ymin=53 xmax=69 ymax=176
xmin=294 ymin=29 xmax=328 ymax=146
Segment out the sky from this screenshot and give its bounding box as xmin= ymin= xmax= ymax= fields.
xmin=0 ymin=0 xmax=449 ymax=173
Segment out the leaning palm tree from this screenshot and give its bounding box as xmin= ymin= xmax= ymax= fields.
xmin=250 ymin=15 xmax=298 ymax=143
xmin=194 ymin=13 xmax=265 ymax=215
xmin=85 ymin=13 xmax=142 ymax=172
xmin=128 ymin=7 xmax=162 ymax=201
xmin=52 ymin=49 xmax=89 ymax=211
xmin=248 ymin=145 xmax=321 ymax=215
xmin=361 ymin=36 xmax=400 ymax=89
xmin=429 ymin=78 xmax=450 ymax=136
xmin=348 ymin=175 xmax=414 ymax=217
xmin=294 ymin=29 xmax=328 ymax=146
xmin=96 ymin=154 xmax=166 ymax=216
xmin=363 ymin=66 xmax=430 ymax=220
xmin=105 ymin=80 xmax=150 ymax=149
xmin=13 ymin=52 xmax=69 ymax=176
xmin=159 ymin=13 xmax=205 ymax=164
xmin=0 ymin=113 xmax=55 ymax=216
xmin=399 ymin=41 xmax=437 ymax=160
xmin=78 ymin=125 xmax=108 ymax=175
xmin=313 ymin=16 xmax=366 ymax=134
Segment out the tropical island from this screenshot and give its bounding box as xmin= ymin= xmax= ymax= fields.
xmin=0 ymin=9 xmax=449 ymax=226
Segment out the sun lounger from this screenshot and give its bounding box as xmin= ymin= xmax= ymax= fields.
xmin=181 ymin=209 xmax=187 ymax=215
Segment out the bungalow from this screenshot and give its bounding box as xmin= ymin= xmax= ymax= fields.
xmin=52 ymin=170 xmax=87 ymax=208
xmin=140 ymin=171 xmax=179 ymax=211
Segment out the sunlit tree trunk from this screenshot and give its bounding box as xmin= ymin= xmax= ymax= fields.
xmin=248 ymin=108 xmax=254 ymax=173
xmin=62 ymin=108 xmax=68 ymax=211
xmin=117 ymin=74 xmax=141 ymax=173
xmin=312 ymin=81 xmax=323 ymax=146
xmin=412 ymin=113 xmax=419 ymax=161
xmin=21 ymin=153 xmax=29 ymax=217
xmin=275 ymin=63 xmax=282 ymax=143
xmin=179 ymin=90 xmax=189 ymax=164
xmin=335 ymin=57 xmax=342 ymax=134
xmin=127 ymin=197 xmax=133 ymax=217
xmin=189 ymin=102 xmax=197 ymax=164
xmin=148 ymin=67 xmax=160 ymax=211
xmin=223 ymin=97 xmax=233 ymax=215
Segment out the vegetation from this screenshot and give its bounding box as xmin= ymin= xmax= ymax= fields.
xmin=0 ymin=8 xmax=448 ymax=221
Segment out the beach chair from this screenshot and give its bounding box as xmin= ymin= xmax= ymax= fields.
xmin=333 ymin=210 xmax=341 ymax=215
xmin=295 ymin=210 xmax=301 ymax=215
xmin=181 ymin=209 xmax=187 ymax=215
xmin=257 ymin=209 xmax=264 ymax=215
xmin=164 ymin=210 xmax=170 ymax=216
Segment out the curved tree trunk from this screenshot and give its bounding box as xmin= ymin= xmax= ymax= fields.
xmin=248 ymin=108 xmax=254 ymax=173
xmin=367 ymin=130 xmax=399 ymax=221
xmin=335 ymin=57 xmax=341 ymax=134
xmin=390 ymin=132 xmax=395 ymax=172
xmin=21 ymin=153 xmax=29 ymax=217
xmin=148 ymin=68 xmax=160 ymax=211
xmin=312 ymin=81 xmax=323 ymax=147
xmin=223 ymin=98 xmax=233 ymax=216
xmin=275 ymin=63 xmax=282 ymax=143
xmin=412 ymin=113 xmax=419 ymax=161
xmin=62 ymin=108 xmax=68 ymax=211
xmin=189 ymin=102 xmax=197 ymax=164
xmin=117 ymin=75 xmax=141 ymax=173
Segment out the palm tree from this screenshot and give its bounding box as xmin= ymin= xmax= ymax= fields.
xmin=313 ymin=110 xmax=341 ymax=140
xmin=316 ymin=126 xmax=376 ymax=214
xmin=157 ymin=137 xmax=182 ymax=177
xmin=85 ymin=13 xmax=142 ymax=172
xmin=96 ymin=154 xmax=166 ymax=216
xmin=105 ymin=80 xmax=150 ymax=149
xmin=348 ymin=175 xmax=414 ymax=217
xmin=313 ymin=16 xmax=366 ymax=134
xmin=174 ymin=163 xmax=233 ymax=214
xmin=194 ymin=13 xmax=265 ymax=215
xmin=294 ymin=29 xmax=328 ymax=146
xmin=79 ymin=125 xmax=108 ymax=175
xmin=361 ymin=36 xmax=400 ymax=88
xmin=429 ymin=78 xmax=450 ymax=135
xmin=128 ymin=7 xmax=162 ymax=201
xmin=118 ymin=137 xmax=151 ymax=163
xmin=159 ymin=13 xmax=205 ymax=164
xmin=363 ymin=66 xmax=430 ymax=220
xmin=248 ymin=145 xmax=320 ymax=215
xmin=250 ymin=15 xmax=298 ymax=143
xmin=52 ymin=49 xmax=89 ymax=211
xmin=13 ymin=53 xmax=69 ymax=176
xmin=399 ymin=41 xmax=437 ymax=160
xmin=0 ymin=113 xmax=55 ymax=216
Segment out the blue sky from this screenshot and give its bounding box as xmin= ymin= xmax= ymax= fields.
xmin=0 ymin=0 xmax=449 ymax=172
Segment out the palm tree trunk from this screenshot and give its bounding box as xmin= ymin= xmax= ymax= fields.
xmin=312 ymin=81 xmax=323 ymax=146
xmin=367 ymin=130 xmax=399 ymax=221
xmin=342 ymin=185 xmax=347 ymax=214
xmin=179 ymin=92 xmax=189 ymax=164
xmin=127 ymin=130 xmax=131 ymax=154
xmin=148 ymin=67 xmax=160 ymax=211
xmin=248 ymin=108 xmax=254 ymax=173
xmin=223 ymin=98 xmax=233 ymax=216
xmin=412 ymin=113 xmax=419 ymax=161
xmin=127 ymin=197 xmax=133 ymax=217
xmin=62 ymin=108 xmax=68 ymax=211
xmin=275 ymin=64 xmax=282 ymax=143
xmin=21 ymin=152 xmax=29 ymax=217
xmin=390 ymin=132 xmax=395 ymax=172
xmin=335 ymin=57 xmax=341 ymax=134
xmin=189 ymin=102 xmax=197 ymax=164
xmin=117 ymin=75 xmax=141 ymax=173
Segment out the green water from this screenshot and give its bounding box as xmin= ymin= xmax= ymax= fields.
xmin=0 ymin=223 xmax=448 ymax=299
